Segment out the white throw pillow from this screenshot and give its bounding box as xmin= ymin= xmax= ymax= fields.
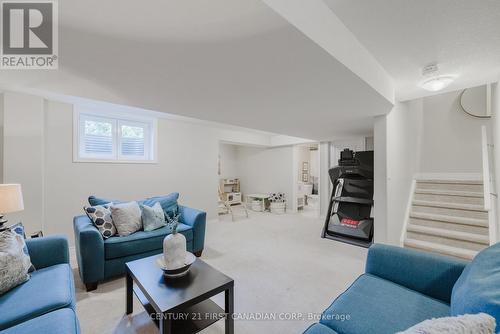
xmin=110 ymin=201 xmax=142 ymax=236
xmin=0 ymin=230 xmax=32 ymax=295
xmin=141 ymin=202 xmax=166 ymax=232
xmin=397 ymin=313 xmax=496 ymax=334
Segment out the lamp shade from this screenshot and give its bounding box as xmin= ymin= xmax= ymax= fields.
xmin=0 ymin=184 xmax=24 ymax=213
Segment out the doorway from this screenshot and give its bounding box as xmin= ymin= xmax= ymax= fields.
xmin=294 ymin=144 xmax=320 ymax=218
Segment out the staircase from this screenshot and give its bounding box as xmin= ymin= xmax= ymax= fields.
xmin=403 ymin=179 xmax=490 ymax=260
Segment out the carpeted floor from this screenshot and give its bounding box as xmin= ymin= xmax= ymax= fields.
xmin=73 ymin=210 xmax=367 ymax=334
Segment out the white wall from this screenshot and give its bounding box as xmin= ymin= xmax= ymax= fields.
xmin=386 ymin=100 xmax=423 ymax=244
xmin=419 ymin=90 xmax=490 ymax=175
xmin=330 ymin=137 xmax=366 ymax=167
xmin=219 ymin=144 xmax=239 ymax=179
xmin=1 ymin=91 xmax=276 ymax=244
xmin=0 ymin=94 xmax=4 ymax=184
xmin=373 ymin=115 xmax=388 ymax=243
xmin=236 ymin=146 xmax=294 ymax=207
xmin=492 ymin=81 xmax=500 ymax=242
xmin=375 ymin=87 xmax=491 ymax=245
xmin=218 ymin=129 xmax=271 ymax=147
xmin=296 ymin=146 xmax=310 ymax=183
xmin=365 ymin=137 xmax=374 ymax=150
xmin=310 ymin=149 xmax=319 ymax=178
xmin=319 ymin=142 xmax=331 ymax=217
xmin=220 ymin=143 xmax=298 ymax=211
xmin=3 ymin=93 xmax=45 ymax=234
xmin=270 ymin=135 xmax=314 ymax=147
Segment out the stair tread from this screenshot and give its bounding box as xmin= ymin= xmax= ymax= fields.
xmin=412 ymin=200 xmax=486 ymax=212
xmin=407 ymin=224 xmax=489 ymax=244
xmin=409 ymin=211 xmax=488 ymax=227
xmin=416 ymin=179 xmax=483 ymax=185
xmin=414 ymin=189 xmax=484 ymax=198
xmin=404 ymin=238 xmax=477 ymax=260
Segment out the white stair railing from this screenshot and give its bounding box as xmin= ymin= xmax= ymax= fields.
xmin=482 ymin=126 xmax=491 ymax=211
xmin=399 ymin=179 xmax=416 ymax=247
xmin=481 ymin=125 xmax=497 ymax=245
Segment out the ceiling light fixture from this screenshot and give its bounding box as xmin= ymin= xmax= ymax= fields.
xmin=419 ymin=63 xmax=454 ymax=92
xmin=420 ymin=76 xmax=454 ymax=92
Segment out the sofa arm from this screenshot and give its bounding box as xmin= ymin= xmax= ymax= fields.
xmin=73 ymin=215 xmax=105 ymax=284
xmin=25 ymin=235 xmax=69 ymax=269
xmin=178 ymin=205 xmax=206 ymax=253
xmin=366 ymin=244 xmax=468 ymax=303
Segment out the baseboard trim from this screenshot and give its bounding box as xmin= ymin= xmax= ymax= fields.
xmin=68 ymin=246 xmax=77 ymax=267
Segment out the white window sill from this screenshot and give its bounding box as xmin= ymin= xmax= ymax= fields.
xmin=73 ymin=158 xmax=158 ymax=164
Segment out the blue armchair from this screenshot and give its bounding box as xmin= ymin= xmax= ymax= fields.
xmin=0 ymin=235 xmax=79 ymax=334
xmin=304 ymin=243 xmax=500 ymax=334
xmin=74 ymin=204 xmax=206 ymax=291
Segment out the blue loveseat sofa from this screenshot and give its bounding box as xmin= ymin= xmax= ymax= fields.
xmin=304 ymin=243 xmax=500 ymax=334
xmin=0 ymin=235 xmax=79 ymax=334
xmin=74 ymin=195 xmax=207 ymax=291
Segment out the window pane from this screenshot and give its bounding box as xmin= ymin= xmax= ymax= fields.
xmin=84 ymin=135 xmax=113 ymax=155
xmin=121 ymin=125 xmax=144 ymax=138
xmin=85 ymin=120 xmax=112 ymax=136
xmin=121 ymin=124 xmax=145 ymax=157
xmin=83 ymin=119 xmax=113 ymax=155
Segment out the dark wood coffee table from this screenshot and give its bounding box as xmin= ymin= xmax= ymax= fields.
xmin=125 ymin=255 xmax=234 ymax=334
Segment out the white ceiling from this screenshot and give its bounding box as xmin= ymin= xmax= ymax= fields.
xmin=0 ymin=0 xmax=392 ymax=141
xmin=325 ymin=0 xmax=500 ymax=101
xmin=7 ymin=1 xmax=498 ymax=138
xmin=63 ymin=0 xmax=287 ymax=42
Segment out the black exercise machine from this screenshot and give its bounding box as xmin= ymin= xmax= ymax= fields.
xmin=321 ymin=149 xmax=374 ymax=248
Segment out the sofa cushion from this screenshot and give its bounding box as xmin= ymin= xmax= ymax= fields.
xmin=89 ymin=193 xmax=179 ymax=215
xmin=104 ymin=223 xmax=193 ymax=260
xmin=0 ymin=264 xmax=75 ymax=330
xmin=319 ymin=274 xmax=450 ymax=334
xmin=451 ymin=242 xmax=500 ymax=331
xmin=365 ymin=244 xmax=468 ymax=303
xmin=303 ymin=323 xmax=339 ymax=334
xmin=0 ymin=308 xmax=79 ymax=334
xmin=88 ymin=195 xmax=120 ymax=206
xmin=140 ymin=192 xmax=179 ymax=215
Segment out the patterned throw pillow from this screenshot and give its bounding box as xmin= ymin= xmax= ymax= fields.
xmin=141 ymin=202 xmax=166 ymax=232
xmin=9 ymin=223 xmax=35 ymax=272
xmin=84 ymin=205 xmax=117 ymax=239
xmin=269 ymin=192 xmax=285 ymax=202
xmin=0 ymin=230 xmax=32 ymax=295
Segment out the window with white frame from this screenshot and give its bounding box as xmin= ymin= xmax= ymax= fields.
xmin=75 ymin=110 xmax=157 ymax=162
